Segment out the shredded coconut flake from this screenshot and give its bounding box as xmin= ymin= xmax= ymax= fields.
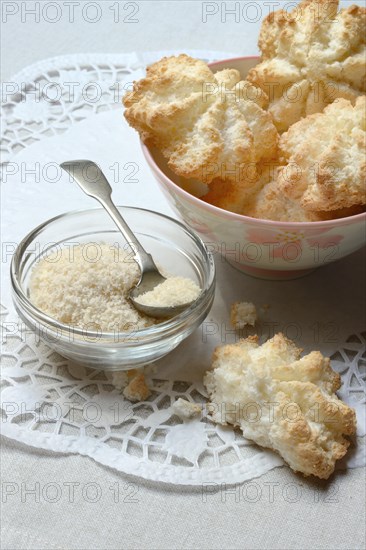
xmin=30 ymin=244 xmax=201 ymax=331
xmin=135 ymin=277 xmax=201 ymax=307
xmin=29 ymin=244 xmax=157 ymax=332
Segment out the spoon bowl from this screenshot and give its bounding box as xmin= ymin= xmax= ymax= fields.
xmin=60 ymin=160 xmax=199 ymax=318
xmin=130 ymin=282 xmax=194 ymax=318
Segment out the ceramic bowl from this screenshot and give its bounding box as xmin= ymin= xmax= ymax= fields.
xmin=142 ymin=57 xmax=366 ymax=279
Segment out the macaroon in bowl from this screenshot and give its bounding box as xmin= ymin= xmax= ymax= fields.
xmin=141 ymin=57 xmax=366 ymax=280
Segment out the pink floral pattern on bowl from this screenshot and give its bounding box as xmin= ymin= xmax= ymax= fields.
xmin=307 ymin=234 xmax=344 ymax=248
xmin=246 ymin=228 xmax=345 ymax=261
xmin=246 ymin=228 xmax=304 ymax=260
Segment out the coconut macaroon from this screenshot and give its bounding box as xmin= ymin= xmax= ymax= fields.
xmin=247 ymin=0 xmax=366 ymax=132
xmin=247 ymin=97 xmax=366 ymax=219
xmin=201 ymin=160 xmax=273 ymax=214
xmin=277 ymin=96 xmax=366 ymax=212
xmin=123 ymin=54 xmax=278 ymax=185
xmin=204 ymin=334 xmax=356 ymax=479
xmin=247 ymin=174 xmax=325 ymax=221
xmin=246 ymin=171 xmax=365 ymax=222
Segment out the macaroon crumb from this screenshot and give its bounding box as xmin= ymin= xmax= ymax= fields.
xmin=111 ymin=368 xmax=144 ymax=390
xmin=230 ymin=302 xmax=257 ymax=329
xmin=111 ymin=371 xmax=129 ymax=390
xmin=123 ymin=372 xmax=151 ymax=402
xmin=172 ymin=398 xmax=202 ymax=420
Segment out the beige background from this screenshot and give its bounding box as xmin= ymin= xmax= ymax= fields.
xmin=0 ymin=0 xmax=357 ymax=80
xmin=1 ymin=438 xmax=366 ymax=550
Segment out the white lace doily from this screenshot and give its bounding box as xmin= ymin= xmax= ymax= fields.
xmin=1 ymin=52 xmax=365 ymax=485
xmin=1 ymin=50 xmax=237 ymax=161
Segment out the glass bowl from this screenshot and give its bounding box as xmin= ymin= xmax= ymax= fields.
xmin=11 ymin=207 xmax=216 ymax=370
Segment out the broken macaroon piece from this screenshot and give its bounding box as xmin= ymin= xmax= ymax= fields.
xmin=230 ymin=302 xmax=257 ymax=329
xmin=111 ymin=369 xmax=151 ymax=402
xmin=123 ymin=372 xmax=151 ymax=402
xmin=204 ymin=333 xmax=356 ymax=479
xmin=172 ymin=398 xmax=202 ymax=420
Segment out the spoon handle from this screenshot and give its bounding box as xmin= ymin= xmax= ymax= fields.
xmin=60 ymin=160 xmax=158 ymax=273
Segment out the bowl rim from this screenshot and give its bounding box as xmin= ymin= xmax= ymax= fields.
xmin=141 ymin=55 xmax=366 ymax=229
xmin=10 ymin=205 xmax=216 ymax=342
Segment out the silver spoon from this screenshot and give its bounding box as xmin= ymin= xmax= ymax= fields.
xmin=60 ymin=160 xmax=196 ymax=319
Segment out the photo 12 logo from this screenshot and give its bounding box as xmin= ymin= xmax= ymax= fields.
xmin=202 ymin=1 xmax=264 ymax=23
xmin=2 ymin=480 xmax=140 ymax=504
xmin=1 ymin=77 xmax=137 ymax=106
xmin=1 ymin=2 xmax=140 ymax=24
xmin=1 ymin=161 xmax=139 ymax=185
xmin=201 ymin=1 xmax=338 ymax=24
xmin=201 ymin=480 xmax=340 ymax=503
